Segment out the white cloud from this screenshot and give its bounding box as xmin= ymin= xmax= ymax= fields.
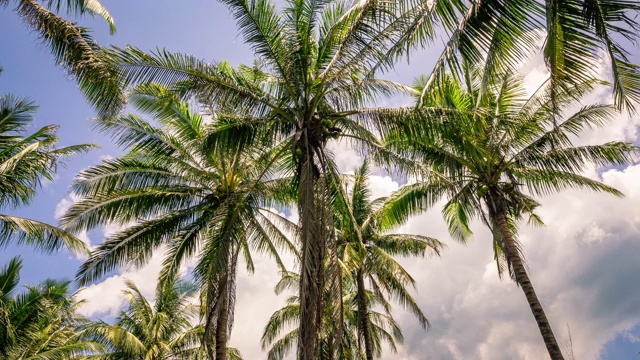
xmin=54 ymin=194 xmax=92 ymax=255
xmin=77 ymin=250 xmax=164 ymax=318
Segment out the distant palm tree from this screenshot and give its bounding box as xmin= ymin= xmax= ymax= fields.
xmin=84 ymin=276 xmax=229 ymax=360
xmin=0 ymin=257 xmax=103 ymax=359
xmin=334 ymin=160 xmax=443 ymax=360
xmin=387 ymin=72 xmax=640 ymax=359
xmin=0 ymin=69 xmax=93 ymax=255
xmin=261 ymin=270 xmax=404 ymax=360
xmin=61 ymin=84 xmax=296 ymax=360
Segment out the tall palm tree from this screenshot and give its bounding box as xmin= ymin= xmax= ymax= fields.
xmin=0 ymin=257 xmax=103 ymax=359
xmin=0 ymin=70 xmax=93 ymax=256
xmin=386 ymin=72 xmax=640 ymax=359
xmin=60 ymin=84 xmax=296 ymax=360
xmin=261 ymin=270 xmax=405 ymax=360
xmin=334 ymin=160 xmax=444 ymax=360
xmin=84 ymin=276 xmax=219 ymax=360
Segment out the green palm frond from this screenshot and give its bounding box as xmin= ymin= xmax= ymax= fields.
xmin=0 ymin=215 xmax=89 ymax=256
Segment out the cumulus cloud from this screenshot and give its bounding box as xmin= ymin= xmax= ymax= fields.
xmin=381 ymin=162 xmax=640 ymax=360
xmin=77 ymin=252 xmax=164 ymax=318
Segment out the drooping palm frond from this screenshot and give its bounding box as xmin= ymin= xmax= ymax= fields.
xmin=8 ymin=0 xmax=122 ymax=114
xmin=44 ymin=0 xmax=115 ymax=34
xmin=0 ymin=88 xmax=94 ymax=255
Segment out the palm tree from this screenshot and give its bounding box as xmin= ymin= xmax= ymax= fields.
xmin=0 ymin=257 xmax=103 ymax=359
xmin=60 ymin=84 xmax=296 ymax=360
xmin=334 ymin=160 xmax=444 ymax=360
xmin=386 ymin=72 xmax=639 ymax=359
xmin=261 ymin=270 xmax=405 ymax=360
xmin=262 ymin=158 xmax=442 ymax=360
xmin=84 ymin=276 xmax=220 ymax=360
xmin=0 ymin=70 xmax=93 ymax=256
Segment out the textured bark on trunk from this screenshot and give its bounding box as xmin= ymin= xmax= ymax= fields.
xmin=356 ymin=269 xmax=374 ymax=360
xmin=215 ymin=275 xmax=229 ymax=360
xmin=494 ymin=209 xmax=564 ymax=360
xmin=297 ymin=152 xmax=325 ymax=360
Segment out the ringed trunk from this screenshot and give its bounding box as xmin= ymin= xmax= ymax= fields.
xmin=493 ymin=209 xmax=564 ymax=360
xmin=297 ymin=148 xmax=325 ymax=360
xmin=356 ymin=269 xmax=374 ymax=360
xmin=215 ymin=274 xmax=229 ymax=360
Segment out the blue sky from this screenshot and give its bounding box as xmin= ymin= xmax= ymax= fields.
xmin=1 ymin=1 xmax=640 ymax=359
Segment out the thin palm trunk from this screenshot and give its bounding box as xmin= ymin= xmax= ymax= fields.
xmin=216 ymin=274 xmax=229 ymax=360
xmin=298 ymin=145 xmax=325 ymax=360
xmin=328 ymin=233 xmax=344 ymax=359
xmin=493 ymin=207 xmax=564 ymax=360
xmin=356 ymin=268 xmax=374 ymax=360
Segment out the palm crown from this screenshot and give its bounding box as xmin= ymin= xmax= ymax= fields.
xmin=0 ymin=257 xmax=102 ymax=359
xmin=61 ymin=84 xmax=296 ymax=359
xmin=84 ymin=277 xmax=208 ymax=360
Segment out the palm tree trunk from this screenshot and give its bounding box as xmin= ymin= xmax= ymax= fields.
xmin=215 ymin=274 xmax=229 ymax=360
xmin=356 ymin=269 xmax=374 ymax=360
xmin=297 ymin=151 xmax=325 ymax=360
xmin=493 ymin=209 xmax=564 ymax=360
xmin=325 ymin=228 xmax=343 ymax=359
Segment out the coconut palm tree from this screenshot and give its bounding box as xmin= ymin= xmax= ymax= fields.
xmin=386 ymin=72 xmax=640 ymax=359
xmin=261 ymin=270 xmax=405 ymax=360
xmin=262 ymin=158 xmax=443 ymax=360
xmin=0 ymin=257 xmax=103 ymax=359
xmin=0 ymin=70 xmax=93 ymax=256
xmin=60 ymin=84 xmax=296 ymax=360
xmin=83 ymin=276 xmax=222 ymax=360
xmin=334 ymin=160 xmax=444 ymax=360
